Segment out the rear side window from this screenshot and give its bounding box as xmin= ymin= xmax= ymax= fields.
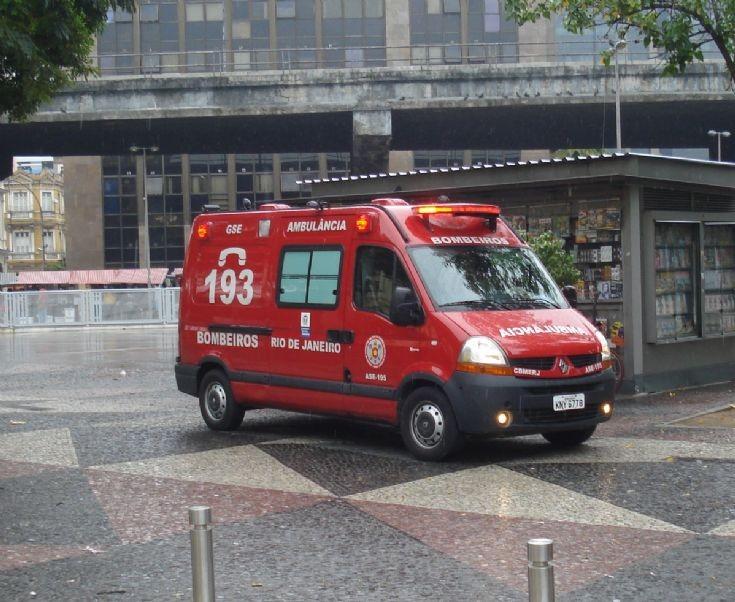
xmin=278 ymin=247 xmax=342 ymax=307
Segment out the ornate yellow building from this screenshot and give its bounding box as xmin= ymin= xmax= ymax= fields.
xmin=3 ymin=169 xmax=66 ymax=271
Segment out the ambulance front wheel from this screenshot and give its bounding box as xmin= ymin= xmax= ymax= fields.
xmin=542 ymin=425 xmax=596 ymax=447
xmin=199 ymin=369 xmax=245 ymax=431
xmin=400 ymin=387 xmax=461 ymax=461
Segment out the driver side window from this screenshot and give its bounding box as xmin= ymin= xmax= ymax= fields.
xmin=354 ymin=246 xmax=413 ymax=316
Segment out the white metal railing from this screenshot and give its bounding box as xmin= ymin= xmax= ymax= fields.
xmin=0 ymin=287 xmax=180 ymax=329
xmin=90 ymin=41 xmax=727 ymax=77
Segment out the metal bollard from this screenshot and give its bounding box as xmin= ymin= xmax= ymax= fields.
xmin=189 ymin=506 xmax=215 ymax=602
xmin=527 ymin=538 xmax=555 ymax=602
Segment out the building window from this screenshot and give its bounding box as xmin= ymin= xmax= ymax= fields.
xmin=232 ymin=0 xmax=271 ymax=71
xmin=279 ymin=153 xmax=318 ymax=200
xmin=41 ymin=191 xmax=54 ymax=212
xmin=322 ymin=0 xmax=386 ymax=68
xmin=235 ymin=154 xmax=275 ymax=207
xmin=145 ymin=154 xmax=184 ymax=267
xmin=275 ymin=0 xmax=316 ymax=68
xmin=189 ymin=154 xmax=228 ymax=218
xmin=185 ymin=0 xmax=224 ymax=72
xmin=103 ymin=156 xmax=139 ymax=268
xmin=141 ymin=1 xmax=180 ymax=72
xmin=410 ymin=0 xmax=461 ymax=64
xmin=11 ymin=191 xmax=31 ymax=212
xmin=98 ymin=7 xmax=135 ymax=74
xmin=13 ymin=231 xmax=33 ymax=254
xmin=43 ymin=230 xmax=55 ymax=253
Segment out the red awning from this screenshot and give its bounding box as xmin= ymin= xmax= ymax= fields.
xmin=14 ymin=269 xmax=169 ymax=286
xmin=15 ymin=271 xmax=71 ymax=285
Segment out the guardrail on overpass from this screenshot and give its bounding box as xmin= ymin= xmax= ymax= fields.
xmin=90 ymin=40 xmax=726 ymax=77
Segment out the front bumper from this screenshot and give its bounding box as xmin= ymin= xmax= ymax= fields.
xmin=444 ymin=369 xmax=616 ymax=436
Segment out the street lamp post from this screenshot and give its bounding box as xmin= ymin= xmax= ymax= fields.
xmin=129 ymin=145 xmax=159 ymax=288
xmin=612 ymin=40 xmax=627 ymax=151
xmin=707 ymin=129 xmax=731 ymax=162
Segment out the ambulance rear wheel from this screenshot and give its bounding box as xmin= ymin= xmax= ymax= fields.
xmin=401 ymin=387 xmax=460 ymax=461
xmin=542 ymin=425 xmax=596 ymax=447
xmin=199 ymin=370 xmax=245 ymax=431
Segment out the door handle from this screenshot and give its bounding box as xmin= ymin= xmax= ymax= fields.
xmin=327 ymin=329 xmax=354 ymax=344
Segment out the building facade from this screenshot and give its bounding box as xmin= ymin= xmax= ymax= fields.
xmin=3 ymin=170 xmax=66 ymax=271
xmin=0 ymin=185 xmax=8 ymax=273
xmin=62 ymin=1 xmax=714 ymax=270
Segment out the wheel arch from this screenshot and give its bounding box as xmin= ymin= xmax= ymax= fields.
xmin=196 ymin=356 xmax=229 ymax=394
xmin=396 ymin=372 xmax=451 ymax=413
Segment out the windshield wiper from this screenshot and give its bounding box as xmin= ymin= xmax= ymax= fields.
xmin=511 ymin=297 xmax=560 ymax=309
xmin=440 ymin=299 xmax=508 ymax=310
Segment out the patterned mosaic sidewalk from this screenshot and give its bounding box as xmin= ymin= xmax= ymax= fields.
xmin=1 ymin=330 xmax=734 ymax=600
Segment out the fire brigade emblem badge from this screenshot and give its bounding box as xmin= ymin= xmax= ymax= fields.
xmin=365 ymin=335 xmax=386 ymax=368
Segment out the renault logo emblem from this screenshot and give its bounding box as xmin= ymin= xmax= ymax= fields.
xmin=558 ymin=358 xmax=569 ymax=374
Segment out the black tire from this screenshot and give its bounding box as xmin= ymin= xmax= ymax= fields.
xmin=198 ymin=369 xmax=245 ymax=431
xmin=542 ymin=425 xmax=597 ymax=447
xmin=400 ymin=386 xmax=461 ymax=461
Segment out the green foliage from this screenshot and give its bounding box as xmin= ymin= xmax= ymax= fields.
xmin=0 ymin=0 xmax=136 ymax=121
xmin=504 ymin=0 xmax=735 ymax=85
xmin=528 ymin=231 xmax=581 ymax=287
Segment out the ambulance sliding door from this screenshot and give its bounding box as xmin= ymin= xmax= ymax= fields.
xmin=268 ymin=245 xmax=348 ymax=411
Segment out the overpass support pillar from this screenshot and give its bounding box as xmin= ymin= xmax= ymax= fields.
xmin=352 ymin=110 xmax=392 ymax=175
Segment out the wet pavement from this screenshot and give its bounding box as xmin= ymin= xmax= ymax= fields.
xmin=0 ymin=328 xmax=734 ymax=601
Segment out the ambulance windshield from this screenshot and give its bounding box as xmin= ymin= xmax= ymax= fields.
xmin=409 ymin=245 xmax=567 ymax=311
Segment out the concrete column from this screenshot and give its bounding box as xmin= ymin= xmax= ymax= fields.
xmin=517 ymin=21 xmax=554 ymax=63
xmin=226 ymin=154 xmax=237 ymax=210
xmin=132 ymin=6 xmax=142 ymax=74
xmin=224 ymin=0 xmax=233 ymax=71
xmin=521 ymin=150 xmax=552 ymax=161
xmin=385 ymin=0 xmax=410 ymax=67
xmin=182 ymin=154 xmax=192 ymax=246
xmin=178 ymin=0 xmax=187 ymax=71
xmin=315 ymin=0 xmax=324 ymax=67
xmin=318 ymin=153 xmax=328 ymax=180
xmin=388 ymin=151 xmax=413 ymax=173
xmin=272 ymin=154 xmax=282 ymax=200
xmin=352 ymin=110 xmax=392 ymax=175
xmin=61 ymin=157 xmax=104 ymax=269
xmin=622 ymin=184 xmax=644 ymax=390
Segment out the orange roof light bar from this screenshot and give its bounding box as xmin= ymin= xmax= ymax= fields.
xmin=413 ymin=203 xmax=501 ymax=217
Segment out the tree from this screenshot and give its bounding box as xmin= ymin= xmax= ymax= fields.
xmin=528 ymin=231 xmax=581 ymax=286
xmin=0 ymin=0 xmax=136 ymax=122
xmin=504 ymin=0 xmax=735 ymax=85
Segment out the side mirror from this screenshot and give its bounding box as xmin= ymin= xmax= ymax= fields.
xmin=390 ymin=286 xmax=424 ymax=327
xmin=561 ymin=285 xmax=578 ymax=308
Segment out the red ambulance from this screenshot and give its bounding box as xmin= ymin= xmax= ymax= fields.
xmin=176 ymin=199 xmax=615 ymax=460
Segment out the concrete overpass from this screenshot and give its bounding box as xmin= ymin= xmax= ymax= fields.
xmin=1 ymin=61 xmax=733 ymax=176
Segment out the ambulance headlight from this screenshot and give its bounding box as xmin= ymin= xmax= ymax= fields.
xmin=594 ymin=329 xmax=611 ymax=361
xmin=457 ymin=337 xmax=511 ymax=375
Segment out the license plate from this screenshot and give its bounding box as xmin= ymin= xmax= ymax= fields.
xmin=552 ymin=393 xmax=585 ymax=411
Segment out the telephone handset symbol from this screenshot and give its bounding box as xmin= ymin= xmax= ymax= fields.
xmin=218 ymin=247 xmax=247 ymax=267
